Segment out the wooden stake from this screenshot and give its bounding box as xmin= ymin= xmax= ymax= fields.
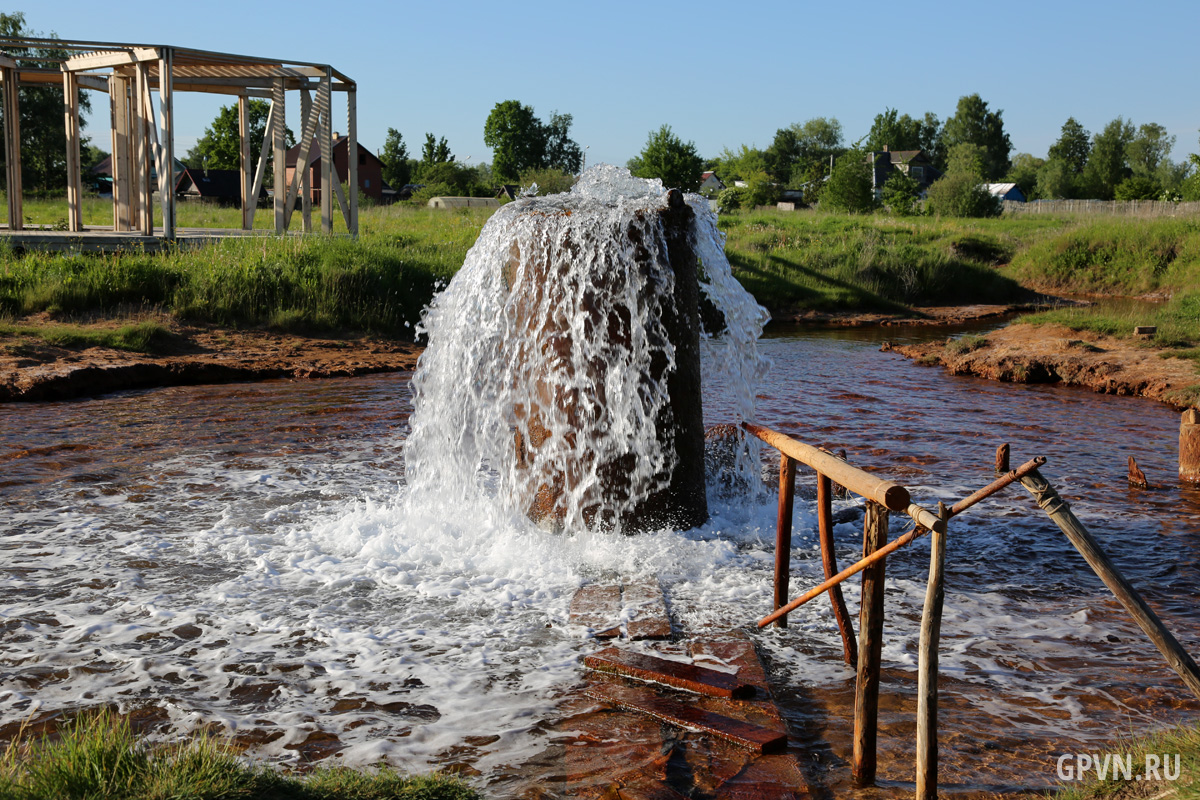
xmin=916 ymin=502 xmax=948 ymax=800
xmin=2 ymin=67 xmax=22 ymax=230
xmin=1181 ymin=409 xmax=1200 ymax=484
xmin=1021 ymin=469 xmax=1200 ymax=700
xmin=853 ymin=500 xmax=888 ymax=787
xmin=299 ymin=89 xmax=313 ymax=233
xmin=318 ymin=72 xmax=332 ymax=233
xmin=272 ymin=78 xmax=286 ymax=235
xmin=817 ymin=471 xmax=857 ymax=667
xmin=774 ymin=453 xmax=795 ymax=629
xmin=346 ymin=84 xmax=358 ymax=237
xmin=62 ymin=71 xmax=83 ymax=232
xmin=995 ymin=443 xmax=1010 ymax=475
xmin=1127 ymin=456 xmax=1149 ymax=489
xmin=238 ymin=94 xmax=252 ymax=230
xmin=159 ymin=47 xmax=175 ymax=240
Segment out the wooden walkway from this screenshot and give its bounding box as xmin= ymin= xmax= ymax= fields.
xmin=0 ymin=226 xmax=331 ymax=253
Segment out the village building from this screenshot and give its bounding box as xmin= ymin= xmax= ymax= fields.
xmin=867 ymin=147 xmax=942 ymax=198
xmin=285 ymin=135 xmax=384 ymax=204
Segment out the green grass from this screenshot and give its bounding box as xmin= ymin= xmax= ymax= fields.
xmin=0 ymin=320 xmax=176 ymax=354
xmin=1046 ymin=722 xmax=1197 ymax=800
xmin=1019 ymin=291 xmax=1200 ymax=349
xmin=1006 ymin=218 xmax=1200 ymax=295
xmin=717 ymin=208 xmax=1064 ymax=314
xmin=944 ymin=333 xmax=989 ymax=355
xmin=0 ymin=204 xmax=492 ymax=337
xmin=0 ymin=710 xmax=479 ymax=800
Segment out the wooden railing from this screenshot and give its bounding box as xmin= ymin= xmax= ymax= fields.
xmin=741 ymin=423 xmax=1200 ymax=798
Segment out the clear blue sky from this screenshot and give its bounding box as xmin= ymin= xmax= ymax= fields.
xmin=20 ymin=0 xmax=1200 ymax=169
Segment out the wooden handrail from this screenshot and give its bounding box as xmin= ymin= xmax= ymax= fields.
xmin=743 ymin=423 xmax=911 ymax=512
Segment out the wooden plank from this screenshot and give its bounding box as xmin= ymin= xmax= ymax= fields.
xmin=158 ymin=47 xmax=175 ymax=240
xmin=916 ymin=503 xmax=948 ymax=800
xmin=299 ymin=89 xmax=312 ymax=232
xmin=283 ymin=88 xmax=321 ymax=230
xmin=238 ymin=95 xmax=252 ymax=230
xmin=63 ymin=49 xmax=138 ymax=71
xmin=317 ymin=74 xmax=332 ymax=233
xmin=817 ymin=472 xmax=857 ymax=669
xmin=248 ymin=99 xmax=274 ymax=222
xmin=63 ymin=72 xmax=83 ymax=232
xmin=1021 ymin=469 xmax=1200 ymax=700
xmin=346 ymin=85 xmax=358 ymax=237
xmin=584 ymin=647 xmax=755 ymax=699
xmin=135 ymin=61 xmax=152 ymax=236
xmin=774 ymin=454 xmax=795 ymax=629
xmin=852 ymin=501 xmax=887 ymax=787
xmin=272 ymin=78 xmax=286 ymax=235
xmin=3 ymin=66 xmax=23 ymax=230
xmin=624 ymin=577 xmax=671 ymax=641
xmin=743 ymin=423 xmax=910 ymax=512
xmin=569 ymin=583 xmax=622 ymax=639
xmin=586 ymin=684 xmax=787 ymax=755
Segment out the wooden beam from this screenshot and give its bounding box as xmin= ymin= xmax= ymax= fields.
xmin=0 ymin=54 xmax=15 ymax=70
xmin=159 ymin=47 xmax=175 ymax=239
xmin=299 ymin=89 xmax=312 ymax=232
xmin=248 ymin=99 xmax=274 ymax=222
xmin=773 ymin=453 xmax=795 ymax=629
xmin=238 ymin=95 xmax=252 ymax=230
xmin=346 ymin=85 xmax=358 ymax=237
xmin=2 ymin=66 xmax=23 ymax=230
xmin=915 ymin=503 xmax=948 ymax=800
xmin=63 ymin=71 xmax=83 ymax=232
xmin=272 ymin=78 xmax=286 ymax=234
xmin=135 ymin=61 xmax=152 ymax=235
xmin=63 ymin=50 xmax=138 ymax=71
xmin=853 ymin=501 xmax=888 ymax=787
xmin=318 ymin=73 xmax=332 ymax=233
xmin=283 ymin=88 xmax=321 ymax=230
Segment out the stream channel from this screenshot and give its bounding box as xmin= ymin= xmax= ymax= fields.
xmin=2 ymin=321 xmax=1198 ymax=796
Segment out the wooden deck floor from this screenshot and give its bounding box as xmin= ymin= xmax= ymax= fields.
xmin=0 ymin=226 xmax=328 ymax=253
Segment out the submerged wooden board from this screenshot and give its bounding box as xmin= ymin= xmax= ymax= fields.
xmin=585 ymin=647 xmax=754 ymax=699
xmin=569 ymin=583 xmax=623 ymax=639
xmin=624 ymin=577 xmax=672 ymax=640
xmin=585 ymin=684 xmax=787 ymax=755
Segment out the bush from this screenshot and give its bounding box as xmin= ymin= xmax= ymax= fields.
xmin=821 ymin=149 xmax=875 ymax=214
xmin=881 ymin=170 xmax=920 ymax=216
xmin=1114 ymin=175 xmax=1162 ymax=201
xmin=925 ymin=172 xmax=1000 ymax=218
xmin=717 ymin=186 xmax=749 ymax=211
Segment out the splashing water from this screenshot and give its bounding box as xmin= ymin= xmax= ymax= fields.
xmin=404 ymin=165 xmax=769 ymax=532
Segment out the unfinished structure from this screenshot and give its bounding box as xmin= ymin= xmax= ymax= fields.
xmin=0 ymin=35 xmax=358 ymax=241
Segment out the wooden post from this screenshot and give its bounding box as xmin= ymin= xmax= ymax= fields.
xmin=135 ymin=61 xmax=152 ymax=236
xmin=1127 ymin=456 xmax=1149 ymax=489
xmin=1021 ymin=469 xmax=1200 ymax=700
xmin=817 ymin=471 xmax=858 ymax=667
xmin=299 ymin=89 xmax=313 ymax=233
xmin=158 ymin=47 xmax=175 ymax=240
xmin=272 ymin=78 xmax=286 ymax=235
xmin=774 ymin=453 xmax=795 ymax=629
xmin=853 ymin=500 xmax=888 ymax=786
xmin=238 ymin=94 xmax=252 ymax=230
xmin=995 ymin=443 xmax=1010 ymax=475
xmin=62 ymin=71 xmax=83 ymax=232
xmin=916 ymin=502 xmax=948 ymax=800
xmin=248 ymin=98 xmax=275 ymax=226
xmin=1181 ymin=409 xmax=1200 ymax=484
xmin=2 ymin=67 xmax=23 ymax=230
xmin=346 ymin=82 xmax=358 ymax=237
xmin=318 ymin=72 xmax=333 ymax=233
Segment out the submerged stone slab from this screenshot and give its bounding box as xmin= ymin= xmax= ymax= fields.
xmin=585 ymin=647 xmax=755 ymax=699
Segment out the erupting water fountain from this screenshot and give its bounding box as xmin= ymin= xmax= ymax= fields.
xmin=404 ymin=165 xmax=768 ymax=532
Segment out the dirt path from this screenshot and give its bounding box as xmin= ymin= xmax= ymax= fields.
xmin=887 ymin=322 xmax=1200 ymax=408
xmin=0 ymin=321 xmax=423 ymax=402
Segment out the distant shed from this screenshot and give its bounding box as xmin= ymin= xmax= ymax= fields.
xmin=984 ymin=183 xmax=1026 ymax=202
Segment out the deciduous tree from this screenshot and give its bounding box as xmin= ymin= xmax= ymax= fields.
xmin=939 ymin=94 xmax=1012 ymax=181
xmin=626 ymin=124 xmax=704 ymax=192
xmin=1082 ymin=117 xmax=1135 ymax=199
xmin=820 ymin=148 xmax=875 ymax=213
xmin=864 ymin=108 xmax=941 ymax=162
xmin=1047 ymin=117 xmax=1091 ymax=175
xmin=185 ymin=100 xmax=292 ymax=173
xmin=483 ymin=100 xmax=582 ymax=183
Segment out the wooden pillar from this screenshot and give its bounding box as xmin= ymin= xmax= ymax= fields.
xmin=346 ymin=83 xmax=358 ymax=237
xmin=853 ymin=500 xmax=888 ymax=786
xmin=916 ymin=503 xmax=948 ymax=800
xmin=158 ymin=47 xmax=175 ymax=239
xmin=238 ymin=94 xmax=252 ymax=230
xmin=299 ymin=89 xmax=312 ymax=232
xmin=272 ymin=78 xmax=286 ymax=235
xmin=2 ymin=67 xmax=22 ymax=230
xmin=817 ymin=472 xmax=858 ymax=668
xmin=1181 ymin=409 xmax=1200 ymax=484
xmin=995 ymin=443 xmax=1010 ymax=475
xmin=318 ymin=71 xmax=333 ymax=233
xmin=773 ymin=453 xmax=795 ymax=629
xmin=63 ymin=71 xmax=83 ymax=232
xmin=135 ymin=61 xmax=152 ymax=236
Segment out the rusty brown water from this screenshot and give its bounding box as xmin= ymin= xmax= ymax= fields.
xmin=1 ymin=322 xmax=1197 ymax=796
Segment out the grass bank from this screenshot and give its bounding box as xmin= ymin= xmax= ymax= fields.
xmin=0 ymin=710 xmax=478 ymax=800
xmin=0 ymin=205 xmax=491 ymax=341
xmin=717 ymin=208 xmax=1065 ymax=315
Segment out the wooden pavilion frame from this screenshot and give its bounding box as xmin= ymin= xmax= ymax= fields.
xmin=0 ymin=36 xmax=358 ymax=240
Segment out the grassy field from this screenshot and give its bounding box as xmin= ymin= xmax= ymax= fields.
xmin=0 ymin=710 xmax=478 ymax=800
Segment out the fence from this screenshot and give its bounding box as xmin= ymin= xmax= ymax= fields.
xmin=1003 ymin=199 xmax=1200 ymax=217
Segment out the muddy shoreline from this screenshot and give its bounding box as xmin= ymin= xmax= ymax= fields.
xmin=3 ymin=302 xmax=1196 ymax=407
